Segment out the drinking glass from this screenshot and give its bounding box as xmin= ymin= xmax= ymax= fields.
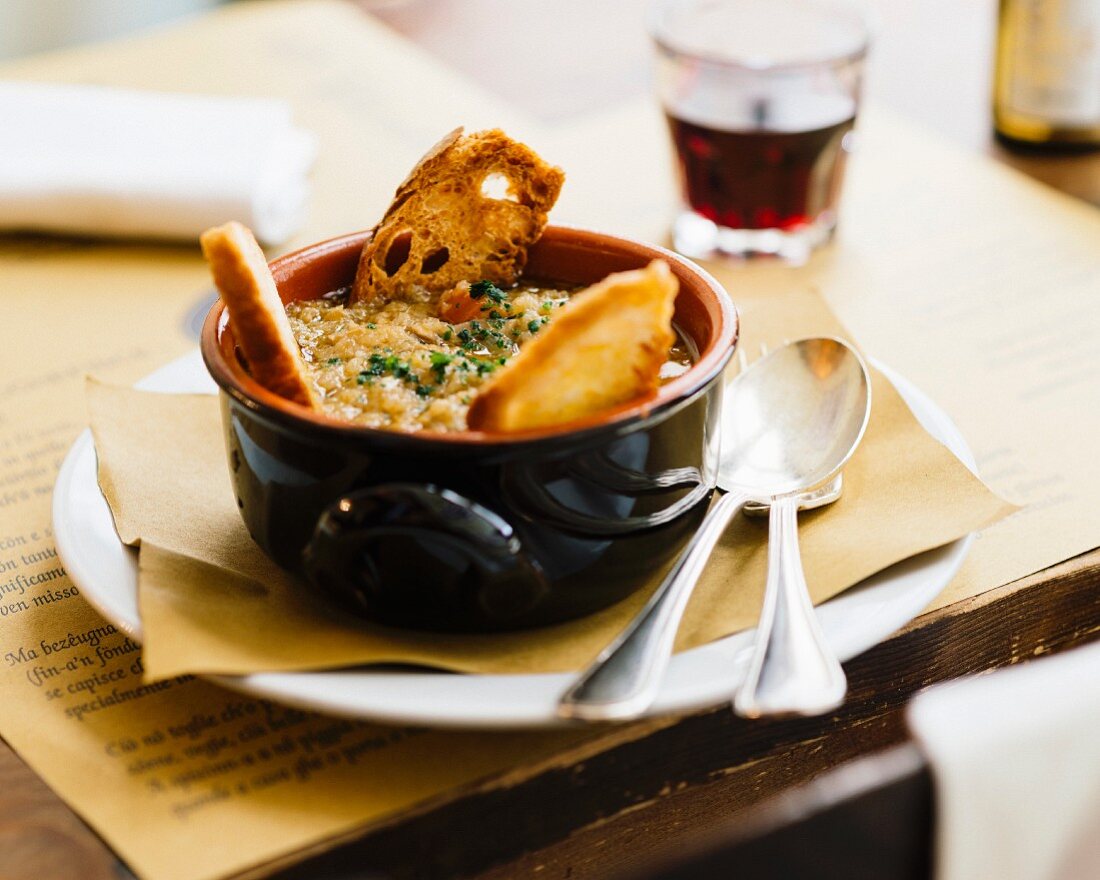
xmin=652 ymin=0 xmax=869 ymax=264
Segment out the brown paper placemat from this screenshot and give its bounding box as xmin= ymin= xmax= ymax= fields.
xmin=88 ymin=290 xmax=1014 ymax=682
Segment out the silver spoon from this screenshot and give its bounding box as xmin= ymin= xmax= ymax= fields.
xmin=557 ymin=337 xmax=871 ymax=722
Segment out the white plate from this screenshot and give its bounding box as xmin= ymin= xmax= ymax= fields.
xmin=54 ymin=350 xmax=975 ymax=729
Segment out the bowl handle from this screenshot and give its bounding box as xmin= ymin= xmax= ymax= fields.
xmin=301 ymin=483 xmax=549 ymax=629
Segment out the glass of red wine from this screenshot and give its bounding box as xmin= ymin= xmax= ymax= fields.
xmin=652 ymin=0 xmax=869 ymax=264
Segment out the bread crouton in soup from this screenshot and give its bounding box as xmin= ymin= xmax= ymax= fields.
xmin=200 ymin=221 xmax=318 ymax=410
xmin=467 ymin=262 xmax=679 ymax=432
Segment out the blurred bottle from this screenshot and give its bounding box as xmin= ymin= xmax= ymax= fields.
xmin=993 ymin=0 xmax=1100 ymax=151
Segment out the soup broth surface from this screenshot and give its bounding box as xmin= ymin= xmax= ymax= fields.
xmin=287 ymin=279 xmax=692 ymax=432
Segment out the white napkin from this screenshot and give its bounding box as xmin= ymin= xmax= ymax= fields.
xmin=0 ymin=82 xmax=317 ymax=245
xmin=907 ymin=639 xmax=1100 ymax=880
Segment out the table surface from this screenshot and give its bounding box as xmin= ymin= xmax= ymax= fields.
xmin=2 ymin=2 xmax=1099 ymax=879
xmin=369 ymin=0 xmax=1100 ymax=206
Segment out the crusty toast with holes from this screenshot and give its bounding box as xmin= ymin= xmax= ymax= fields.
xmin=200 ymin=221 xmax=317 ymax=409
xmin=351 ymin=127 xmax=564 ymax=303
xmin=468 ymin=261 xmax=678 ymax=432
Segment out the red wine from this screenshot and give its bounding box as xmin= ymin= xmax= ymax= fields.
xmin=666 ymin=113 xmax=855 ymax=231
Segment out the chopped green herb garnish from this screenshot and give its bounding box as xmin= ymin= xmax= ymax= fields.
xmin=469 ymin=280 xmax=507 ymax=304
xmin=539 ymin=301 xmax=554 ymax=314
xmin=527 ymin=320 xmax=541 ymax=334
xmin=465 ymin=356 xmax=500 ymax=376
xmin=364 ymin=352 xmax=415 ymax=382
xmin=471 ymin=321 xmax=492 ymax=342
xmin=429 ymin=351 xmax=453 ymax=381
xmin=442 ymin=329 xmax=453 ymax=341
xmin=326 ymin=357 xmax=342 ymax=365
xmin=366 ymin=322 xmax=377 ymax=329
xmin=415 ymin=384 xmax=434 ymax=398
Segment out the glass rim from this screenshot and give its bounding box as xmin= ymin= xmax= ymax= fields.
xmin=649 ymin=0 xmax=870 ymax=74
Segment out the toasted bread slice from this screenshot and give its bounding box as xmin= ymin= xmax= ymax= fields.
xmin=351 ymin=127 xmax=564 ymax=303
xmin=200 ymin=222 xmax=317 ymax=409
xmin=468 ymin=261 xmax=678 ymax=432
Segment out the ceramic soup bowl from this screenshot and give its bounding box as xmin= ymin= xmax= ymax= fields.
xmin=200 ymin=226 xmax=738 ymax=632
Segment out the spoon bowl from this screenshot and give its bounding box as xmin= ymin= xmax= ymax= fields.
xmin=721 ymin=337 xmax=870 ymax=498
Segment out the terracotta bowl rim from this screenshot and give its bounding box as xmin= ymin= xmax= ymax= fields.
xmin=200 ymin=224 xmax=739 ymax=448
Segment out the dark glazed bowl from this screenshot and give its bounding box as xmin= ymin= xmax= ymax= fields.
xmin=200 ymin=226 xmax=738 ymax=632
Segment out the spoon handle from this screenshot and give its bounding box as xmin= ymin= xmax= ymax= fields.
xmin=734 ymin=494 xmax=846 ymax=718
xmin=557 ymin=490 xmax=749 ymax=721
